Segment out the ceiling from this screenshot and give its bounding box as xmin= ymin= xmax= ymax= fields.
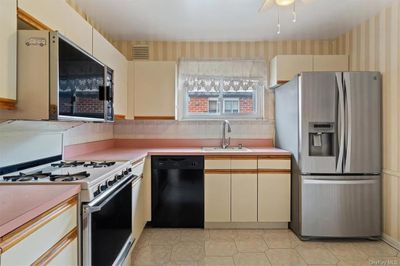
xmin=75 ymin=0 xmax=396 ymax=41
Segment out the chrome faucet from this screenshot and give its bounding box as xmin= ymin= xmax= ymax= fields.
xmin=221 ymin=120 xmax=231 ymax=149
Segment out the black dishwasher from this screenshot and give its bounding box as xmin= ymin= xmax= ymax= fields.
xmin=151 ymin=156 xmax=204 ymax=228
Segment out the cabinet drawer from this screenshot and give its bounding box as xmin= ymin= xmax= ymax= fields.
xmin=231 ymin=157 xmax=257 ymax=170
xmin=47 ymin=237 xmax=78 ymax=266
xmin=258 ymin=159 xmax=290 ymax=170
xmin=205 ymin=157 xmax=230 ymax=169
xmin=1 ymin=197 xmax=78 ymax=266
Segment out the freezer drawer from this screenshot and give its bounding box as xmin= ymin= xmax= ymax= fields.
xmin=300 ymin=175 xmax=381 ymax=238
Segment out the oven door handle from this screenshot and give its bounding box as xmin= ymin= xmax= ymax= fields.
xmin=84 ymin=174 xmax=136 ymax=214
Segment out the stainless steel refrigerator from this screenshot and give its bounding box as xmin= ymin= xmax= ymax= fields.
xmin=275 ymin=72 xmax=381 ymax=239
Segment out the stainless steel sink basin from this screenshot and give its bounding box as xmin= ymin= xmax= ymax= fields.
xmin=202 ymin=146 xmax=252 ymax=152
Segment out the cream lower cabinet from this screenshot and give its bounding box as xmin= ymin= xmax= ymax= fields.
xmin=204 ymin=155 xmax=291 ymax=226
xmin=258 ymin=173 xmax=291 ymax=222
xmin=231 ymin=173 xmax=258 ymax=222
xmin=205 ymin=172 xmax=231 ymax=222
xmin=0 ymin=196 xmax=78 ymax=266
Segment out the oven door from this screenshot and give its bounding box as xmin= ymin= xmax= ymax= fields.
xmin=82 ymin=175 xmax=135 ymax=266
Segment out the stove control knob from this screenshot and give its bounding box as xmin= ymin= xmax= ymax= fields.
xmin=94 ymin=188 xmax=101 ymax=197
xmin=123 ymin=170 xmax=129 ymax=175
xmin=116 ymin=174 xmax=124 ymax=180
xmin=100 ymin=183 xmax=108 ymax=192
xmin=107 ymin=179 xmax=116 ymax=186
xmin=127 ymin=167 xmax=132 ymax=172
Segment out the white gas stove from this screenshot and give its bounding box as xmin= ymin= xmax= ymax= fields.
xmin=0 ymin=159 xmax=143 ymax=202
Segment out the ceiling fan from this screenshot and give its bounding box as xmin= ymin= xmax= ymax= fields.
xmin=259 ymin=0 xmax=316 ymax=12
xmin=259 ymin=0 xmax=316 ymax=34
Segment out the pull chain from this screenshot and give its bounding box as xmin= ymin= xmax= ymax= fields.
xmin=277 ymin=8 xmax=281 ymax=34
xmin=292 ymin=1 xmax=297 ymax=23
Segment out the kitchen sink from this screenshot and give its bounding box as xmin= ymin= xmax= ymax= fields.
xmin=202 ymin=146 xmax=252 ymax=152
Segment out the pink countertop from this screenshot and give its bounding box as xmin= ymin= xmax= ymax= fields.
xmin=71 ymin=147 xmax=291 ymax=162
xmin=0 ymin=184 xmax=80 ymax=240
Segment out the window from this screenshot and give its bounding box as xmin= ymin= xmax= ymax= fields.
xmin=178 ymin=60 xmax=267 ymax=120
xmin=208 ymin=98 xmax=219 ymax=113
xmin=223 ymin=99 xmax=239 ymax=113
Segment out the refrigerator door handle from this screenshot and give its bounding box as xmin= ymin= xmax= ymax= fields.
xmin=303 ymin=179 xmax=377 ymax=185
xmin=343 ymin=73 xmax=352 ymax=172
xmin=335 ymin=73 xmax=345 ymax=173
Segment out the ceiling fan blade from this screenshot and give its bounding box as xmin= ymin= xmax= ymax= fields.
xmin=259 ymin=0 xmax=274 ymax=12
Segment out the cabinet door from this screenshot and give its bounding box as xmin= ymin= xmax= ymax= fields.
xmin=258 ymin=173 xmax=290 ymax=222
xmin=134 ymin=61 xmax=176 ymax=118
xmin=0 ymin=0 xmax=17 ymax=104
xmin=205 ymin=173 xmax=231 ymax=222
xmin=270 ymin=55 xmax=313 ymax=87
xmin=18 ymin=0 xmax=93 ymax=54
xmin=313 ymin=55 xmax=349 ymax=71
xmin=132 ymin=178 xmax=145 ymax=242
xmin=231 ymin=173 xmax=257 ymax=222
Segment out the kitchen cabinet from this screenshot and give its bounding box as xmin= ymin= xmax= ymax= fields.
xmin=18 ymin=0 xmax=93 ymax=54
xmin=205 ymin=173 xmax=231 ymax=222
xmin=0 ymin=196 xmax=78 ymax=266
xmin=258 ymin=173 xmax=291 ymax=222
xmin=270 ymin=55 xmax=349 ymax=88
xmin=231 ymin=173 xmax=258 ymax=222
xmin=93 ymin=30 xmax=128 ymax=118
xmin=204 ymin=155 xmax=291 ymax=227
xmin=258 ymin=156 xmax=291 ymax=222
xmin=143 ymin=156 xmax=152 ymax=222
xmin=269 ymin=55 xmax=313 ymax=88
xmin=0 ymin=0 xmax=17 ymax=109
xmin=313 ymin=55 xmax=349 ymax=71
xmin=133 ymin=61 xmax=176 ymax=119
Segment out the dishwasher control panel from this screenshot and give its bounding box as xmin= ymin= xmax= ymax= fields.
xmin=152 ymin=156 xmax=204 ymax=170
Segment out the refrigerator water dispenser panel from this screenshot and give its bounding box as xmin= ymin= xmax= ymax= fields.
xmin=309 ymin=123 xmax=334 ymax=156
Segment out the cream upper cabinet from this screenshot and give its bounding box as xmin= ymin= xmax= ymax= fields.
xmin=133 ymin=61 xmax=176 ymax=118
xmin=205 ymin=173 xmax=231 ymax=222
xmin=270 ymin=54 xmax=350 ymax=88
xmin=269 ymin=55 xmax=313 ymax=88
xmin=313 ymin=55 xmax=349 ymax=71
xmin=127 ymin=61 xmax=135 ymax=119
xmin=0 ymin=0 xmax=17 ymax=105
xmin=231 ymin=173 xmax=258 ymax=222
xmin=93 ymin=30 xmax=128 ymax=117
xmin=18 ymin=0 xmax=93 ymax=54
xmin=258 ymin=173 xmax=291 ymax=222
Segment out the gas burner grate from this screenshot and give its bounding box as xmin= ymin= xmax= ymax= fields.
xmin=51 ymin=161 xmax=86 ymax=168
xmin=49 ymin=171 xmax=90 ymax=182
xmin=3 ymin=171 xmax=51 ymax=182
xmin=84 ymin=161 xmax=116 ymax=168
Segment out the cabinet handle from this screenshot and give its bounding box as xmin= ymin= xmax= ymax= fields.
xmin=31 ymin=228 xmax=77 ymax=266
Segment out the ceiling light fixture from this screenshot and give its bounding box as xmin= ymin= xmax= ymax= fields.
xmin=275 ymin=0 xmax=295 ymax=6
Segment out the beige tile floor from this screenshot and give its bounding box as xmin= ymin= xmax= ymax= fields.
xmin=131 ymin=228 xmax=400 ymax=266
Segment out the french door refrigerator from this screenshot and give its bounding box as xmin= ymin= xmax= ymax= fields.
xmin=275 ymin=72 xmax=381 ymax=239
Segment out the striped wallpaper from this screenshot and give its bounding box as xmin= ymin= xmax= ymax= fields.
xmin=334 ymin=0 xmax=400 ymax=247
xmin=112 ymin=40 xmax=336 ymax=61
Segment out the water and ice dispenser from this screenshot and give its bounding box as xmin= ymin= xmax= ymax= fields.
xmin=308 ymin=123 xmax=334 ymax=156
